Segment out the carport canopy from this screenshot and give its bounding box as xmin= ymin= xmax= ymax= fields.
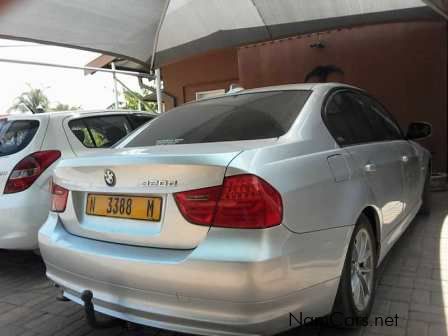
xmin=0 ymin=0 xmax=444 ymax=70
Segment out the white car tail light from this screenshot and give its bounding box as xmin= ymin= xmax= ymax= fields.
xmin=4 ymin=151 xmax=61 ymax=194
xmin=174 ymin=174 xmax=283 ymax=229
xmin=51 ymin=182 xmax=69 ymax=213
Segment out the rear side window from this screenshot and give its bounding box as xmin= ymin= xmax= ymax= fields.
xmin=69 ymin=115 xmax=133 ymax=148
xmin=125 ymin=90 xmax=311 ymax=147
xmin=0 ymin=120 xmax=39 ymax=157
xmin=324 ymin=91 xmax=375 ymax=146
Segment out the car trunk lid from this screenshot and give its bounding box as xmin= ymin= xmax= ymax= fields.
xmin=54 ymin=141 xmax=274 ymax=249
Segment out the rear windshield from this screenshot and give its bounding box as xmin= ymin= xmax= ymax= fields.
xmin=125 ymin=90 xmax=311 ymax=147
xmin=0 ymin=119 xmax=39 ymax=157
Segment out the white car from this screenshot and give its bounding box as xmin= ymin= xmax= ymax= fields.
xmin=0 ymin=110 xmax=156 ymax=250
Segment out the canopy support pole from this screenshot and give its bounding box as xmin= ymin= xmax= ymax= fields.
xmin=155 ymin=68 xmax=163 ymax=113
xmin=111 ymin=62 xmax=119 ymax=109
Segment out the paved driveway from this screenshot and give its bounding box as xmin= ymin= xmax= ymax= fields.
xmin=0 ymin=192 xmax=446 ymax=336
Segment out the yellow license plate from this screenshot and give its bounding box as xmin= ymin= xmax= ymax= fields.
xmin=86 ymin=194 xmax=162 ymax=221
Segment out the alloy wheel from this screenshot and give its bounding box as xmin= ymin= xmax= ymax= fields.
xmin=350 ymin=228 xmax=374 ymax=312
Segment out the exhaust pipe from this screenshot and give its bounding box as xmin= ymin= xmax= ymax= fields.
xmin=80 ymin=290 xmax=125 ymax=329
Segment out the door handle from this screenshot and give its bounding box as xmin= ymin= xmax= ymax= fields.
xmin=364 ymin=163 xmax=377 ymax=173
xmin=401 ymin=155 xmax=409 ymax=163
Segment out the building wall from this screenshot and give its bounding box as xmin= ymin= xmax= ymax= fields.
xmin=162 ymin=20 xmax=448 ymax=172
xmin=161 ymin=48 xmax=239 ymax=109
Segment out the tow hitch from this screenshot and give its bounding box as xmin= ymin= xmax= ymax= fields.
xmin=81 ymin=290 xmax=125 ymax=329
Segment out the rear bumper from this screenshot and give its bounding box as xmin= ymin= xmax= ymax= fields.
xmin=50 ymin=264 xmax=339 ymax=336
xmin=0 ymin=187 xmax=51 ymax=250
xmin=39 ymin=214 xmax=353 ymax=336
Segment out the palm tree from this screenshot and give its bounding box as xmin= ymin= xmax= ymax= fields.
xmin=9 ymin=85 xmax=50 ymax=114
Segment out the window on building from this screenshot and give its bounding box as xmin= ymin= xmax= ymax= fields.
xmin=196 ymin=89 xmax=226 ymax=101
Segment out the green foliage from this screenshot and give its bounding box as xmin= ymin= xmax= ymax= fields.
xmin=9 ymin=85 xmax=49 ymax=113
xmin=78 ymin=128 xmax=107 ymax=148
xmin=123 ymin=89 xmax=156 ymax=112
xmin=90 ymin=129 xmax=108 ymax=148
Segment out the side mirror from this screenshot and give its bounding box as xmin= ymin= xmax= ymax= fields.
xmin=406 ymin=122 xmax=432 ymax=140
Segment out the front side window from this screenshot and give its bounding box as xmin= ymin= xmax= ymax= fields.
xmin=361 ymin=95 xmax=403 ymax=141
xmin=69 ymin=115 xmax=134 ymax=148
xmin=324 ymin=91 xmax=375 ymax=146
xmin=0 ymin=120 xmax=39 ymax=157
xmin=124 ymin=90 xmax=311 ymax=148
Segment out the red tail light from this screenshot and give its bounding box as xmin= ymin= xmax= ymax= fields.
xmin=4 ymin=151 xmax=61 ymax=194
xmin=174 ymin=174 xmax=283 ymax=229
xmin=174 ymin=185 xmax=222 ymax=225
xmin=51 ymin=182 xmax=69 ymax=213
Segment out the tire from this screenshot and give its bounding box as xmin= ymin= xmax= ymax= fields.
xmin=419 ymin=168 xmax=431 ymax=215
xmin=332 ymin=214 xmax=377 ymax=328
xmin=33 ymin=249 xmax=41 ymax=256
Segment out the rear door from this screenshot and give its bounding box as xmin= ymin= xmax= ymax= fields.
xmin=0 ymin=116 xmax=48 ymax=194
xmin=323 ymin=90 xmax=404 ymax=240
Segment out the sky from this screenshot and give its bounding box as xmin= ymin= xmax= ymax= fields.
xmin=0 ymin=39 xmax=143 ymax=114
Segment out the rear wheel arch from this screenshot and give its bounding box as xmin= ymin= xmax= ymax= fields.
xmin=361 ymin=206 xmax=381 ymax=254
xmin=332 ymin=211 xmax=379 ymax=325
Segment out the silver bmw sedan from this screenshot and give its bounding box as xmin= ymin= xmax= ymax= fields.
xmin=39 ymin=83 xmax=431 ymax=336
